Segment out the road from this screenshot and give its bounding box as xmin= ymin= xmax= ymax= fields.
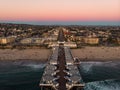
xmin=57 ymin=28 xmax=65 ymax=42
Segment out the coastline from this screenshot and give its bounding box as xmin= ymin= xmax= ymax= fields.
xmin=0 ymin=49 xmax=51 ymax=62
xmin=72 ymin=46 xmax=120 ymax=61
xmin=0 ymin=46 xmax=120 ymax=62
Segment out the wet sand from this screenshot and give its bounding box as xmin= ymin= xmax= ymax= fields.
xmin=0 ymin=49 xmax=51 ymax=62
xmin=71 ymin=47 xmax=120 ymax=61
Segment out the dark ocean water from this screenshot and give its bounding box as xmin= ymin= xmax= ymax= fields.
xmin=0 ymin=61 xmax=45 ymax=90
xmin=80 ymin=61 xmax=120 ymax=90
xmin=0 ymin=60 xmax=120 ymax=90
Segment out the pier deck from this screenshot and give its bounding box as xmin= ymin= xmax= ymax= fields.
xmin=39 ymin=28 xmax=85 ymax=90
xmin=57 ymin=44 xmax=66 ymax=90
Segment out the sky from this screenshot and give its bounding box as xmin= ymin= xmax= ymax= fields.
xmin=0 ymin=0 xmax=120 ymax=25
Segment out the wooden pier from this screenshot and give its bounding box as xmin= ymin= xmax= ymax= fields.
xmin=39 ymin=28 xmax=85 ymax=90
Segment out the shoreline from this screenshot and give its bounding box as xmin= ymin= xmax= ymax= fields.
xmin=1 ymin=59 xmax=120 ymax=64
xmin=78 ymin=58 xmax=120 ymax=62
xmin=0 ymin=46 xmax=120 ymax=62
xmin=0 ymin=49 xmax=51 ymax=62
xmin=72 ymin=46 xmax=120 ymax=61
xmin=0 ymin=59 xmax=48 ymax=63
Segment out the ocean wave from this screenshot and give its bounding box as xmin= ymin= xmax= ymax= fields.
xmin=80 ymin=62 xmax=103 ymax=73
xmin=80 ymin=61 xmax=120 ymax=73
xmin=10 ymin=60 xmax=46 ymax=69
xmin=22 ymin=64 xmax=46 ymax=69
xmin=84 ymin=79 xmax=120 ymax=90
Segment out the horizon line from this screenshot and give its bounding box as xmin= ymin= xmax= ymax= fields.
xmin=0 ymin=21 xmax=120 ymax=26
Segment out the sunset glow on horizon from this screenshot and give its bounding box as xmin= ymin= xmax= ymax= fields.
xmin=0 ymin=0 xmax=120 ymax=25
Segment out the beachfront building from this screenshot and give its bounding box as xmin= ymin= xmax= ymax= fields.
xmin=48 ymin=42 xmax=59 ymax=48
xmin=48 ymin=42 xmax=77 ymax=48
xmin=75 ymin=36 xmax=84 ymax=43
xmin=20 ymin=38 xmax=32 ymax=44
xmin=83 ymin=37 xmax=99 ymax=45
xmin=117 ymin=38 xmax=120 ymax=44
xmin=20 ymin=38 xmax=44 ymax=45
xmin=64 ymin=42 xmax=77 ymax=48
xmin=75 ymin=36 xmax=99 ymax=45
xmin=0 ymin=36 xmax=16 ymax=45
xmin=0 ymin=38 xmax=7 ymax=44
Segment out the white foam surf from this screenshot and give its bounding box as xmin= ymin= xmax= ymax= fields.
xmin=23 ymin=64 xmax=46 ymax=69
xmin=84 ymin=79 xmax=120 ymax=90
xmin=80 ymin=62 xmax=103 ymax=73
xmin=80 ymin=61 xmax=120 ymax=73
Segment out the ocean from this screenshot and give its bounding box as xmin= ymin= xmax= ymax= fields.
xmin=0 ymin=60 xmax=120 ymax=90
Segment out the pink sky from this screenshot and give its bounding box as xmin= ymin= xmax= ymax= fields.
xmin=0 ymin=0 xmax=120 ymax=22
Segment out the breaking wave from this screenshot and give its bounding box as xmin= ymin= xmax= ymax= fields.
xmin=84 ymin=79 xmax=120 ymax=90
xmin=9 ymin=60 xmax=46 ymax=69
xmin=80 ymin=61 xmax=120 ymax=73
xmin=23 ymin=64 xmax=46 ymax=69
xmin=80 ymin=62 xmax=103 ymax=73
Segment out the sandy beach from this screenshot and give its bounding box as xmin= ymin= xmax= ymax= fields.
xmin=71 ymin=47 xmax=120 ymax=61
xmin=0 ymin=47 xmax=120 ymax=62
xmin=0 ymin=49 xmax=51 ymax=62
